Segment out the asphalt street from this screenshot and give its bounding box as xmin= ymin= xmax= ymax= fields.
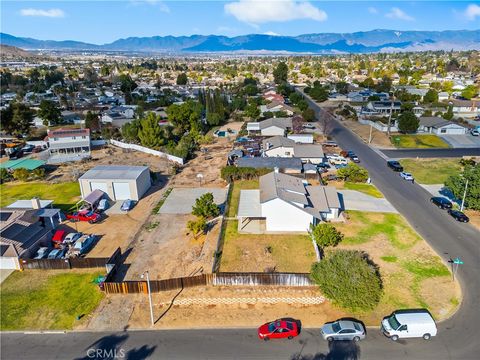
xmin=1 ymin=93 xmax=479 ymax=360
xmin=381 ymin=148 xmax=480 ymax=159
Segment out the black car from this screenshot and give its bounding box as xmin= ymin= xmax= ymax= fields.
xmin=387 ymin=160 xmax=403 ymax=172
xmin=430 ymin=197 xmax=453 ymax=209
xmin=448 ymin=210 xmax=469 ymax=222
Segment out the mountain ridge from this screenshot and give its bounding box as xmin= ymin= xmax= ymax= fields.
xmin=1 ymin=29 xmax=479 ymax=53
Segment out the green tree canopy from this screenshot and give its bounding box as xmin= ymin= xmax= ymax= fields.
xmin=1 ymin=102 xmax=34 ymax=136
xmin=310 ymin=250 xmax=383 ymax=311
xmin=423 ymin=89 xmax=438 ymax=103
xmin=85 ymin=111 xmax=100 ymax=131
xmin=397 ymin=111 xmax=419 ymax=133
xmin=137 ymin=113 xmax=165 ymax=149
xmin=445 ymin=164 xmax=480 ymax=210
xmin=191 ymin=192 xmax=220 ymax=219
xmin=336 ymin=163 xmax=369 ymax=183
xmin=176 ymin=73 xmax=188 ymax=85
xmin=38 ymin=100 xmax=62 ymax=126
xmin=310 ymin=223 xmax=343 ymax=254
xmin=461 ymin=85 xmax=478 ymax=100
xmin=273 ymin=62 xmax=288 ymax=84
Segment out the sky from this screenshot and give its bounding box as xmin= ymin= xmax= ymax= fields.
xmin=1 ymin=1 xmax=479 ymax=44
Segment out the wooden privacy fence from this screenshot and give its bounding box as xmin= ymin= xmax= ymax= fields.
xmin=102 ymin=272 xmax=315 ymax=294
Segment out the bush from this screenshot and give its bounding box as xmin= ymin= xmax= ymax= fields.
xmin=310 ymin=250 xmax=383 ymax=311
xmin=0 ymin=168 xmax=11 ymax=183
xmin=445 ymin=164 xmax=480 ymax=210
xmin=187 ymin=218 xmax=207 ymax=239
xmin=12 ymin=168 xmax=30 ymax=181
xmin=398 ymin=111 xmax=420 ymax=133
xmin=192 ymin=192 xmax=220 ymax=219
xmin=220 ymin=166 xmax=271 ymax=182
xmin=336 ymin=163 xmax=369 ymax=183
xmin=31 ymin=168 xmax=46 ymax=180
xmin=310 ymin=223 xmax=343 ymax=253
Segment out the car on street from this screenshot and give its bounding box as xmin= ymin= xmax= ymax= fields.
xmin=47 ymin=248 xmax=66 ymax=259
xmin=430 ymin=197 xmax=453 ymax=209
xmin=387 ymin=160 xmax=403 ymax=172
xmin=121 ymin=199 xmax=135 ymax=212
xmin=448 ymin=209 xmax=469 ymax=222
xmin=350 ymin=155 xmax=360 ymax=163
xmin=381 ymin=309 xmax=437 ymax=341
xmin=400 ymin=172 xmax=414 ymax=181
xmin=67 ymin=234 xmax=96 ymax=257
xmin=471 ymin=129 xmax=479 ymax=136
xmin=320 ymin=320 xmax=366 ymax=342
xmin=64 ymin=232 xmax=83 ymax=244
xmin=33 ymin=247 xmax=50 ymax=259
xmin=258 ymin=319 xmax=299 ymax=341
xmin=66 ymin=210 xmax=101 ymax=223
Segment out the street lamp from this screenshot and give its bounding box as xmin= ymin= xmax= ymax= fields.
xmin=141 ymin=270 xmax=154 ymax=327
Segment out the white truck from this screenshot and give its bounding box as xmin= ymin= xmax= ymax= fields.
xmin=381 ymin=310 xmax=437 ymax=341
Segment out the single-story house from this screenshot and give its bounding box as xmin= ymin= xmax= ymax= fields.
xmin=78 ymin=165 xmax=151 ymax=201
xmin=247 ymin=117 xmax=293 ymax=136
xmin=260 ymin=101 xmax=294 ymax=116
xmin=262 ymin=136 xmax=325 ymax=164
xmin=418 ymin=117 xmax=467 ymax=135
xmin=237 ymin=171 xmax=341 ymax=233
xmin=236 ymin=157 xmax=303 ymax=174
xmin=449 ymin=99 xmax=479 ymax=119
xmin=287 ymin=134 xmax=314 ymax=144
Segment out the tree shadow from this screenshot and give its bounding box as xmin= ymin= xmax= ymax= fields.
xmin=74 ymin=333 xmax=129 ymax=360
xmin=125 ymin=345 xmax=157 ymax=360
xmin=291 ymin=340 xmax=361 ymax=360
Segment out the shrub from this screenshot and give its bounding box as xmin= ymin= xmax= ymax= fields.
xmin=0 ymin=168 xmax=11 ymax=183
xmin=31 ymin=168 xmax=46 ymax=180
xmin=220 ymin=166 xmax=271 ymax=182
xmin=336 ymin=163 xmax=369 ymax=183
xmin=12 ymin=168 xmax=30 ymax=181
xmin=310 ymin=250 xmax=383 ymax=311
xmin=310 ymin=223 xmax=343 ymax=255
xmin=187 ymin=218 xmax=207 ymax=239
xmin=192 ymin=192 xmax=220 ymax=219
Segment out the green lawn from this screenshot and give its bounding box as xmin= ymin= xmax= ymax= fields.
xmin=226 ymin=179 xmax=259 ymax=217
xmin=399 ymin=158 xmax=463 ymax=184
xmin=343 ymin=182 xmax=384 ymax=198
xmin=0 ymin=181 xmax=80 ymax=211
xmin=0 ymin=270 xmax=104 ymax=330
xmin=391 ymin=134 xmax=450 ymax=149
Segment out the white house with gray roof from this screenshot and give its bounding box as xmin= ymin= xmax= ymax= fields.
xmin=262 ymin=136 xmax=325 ymax=164
xmin=418 ymin=117 xmax=467 ymax=135
xmin=237 ymin=171 xmax=340 ymax=233
xmin=247 ymin=117 xmax=293 ymax=136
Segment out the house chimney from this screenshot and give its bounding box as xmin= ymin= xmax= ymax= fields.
xmin=31 ymin=197 xmax=41 ymax=209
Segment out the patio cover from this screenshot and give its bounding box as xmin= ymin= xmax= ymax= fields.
xmin=237 ymin=190 xmax=262 ymax=218
xmin=82 ymin=189 xmax=105 ymax=206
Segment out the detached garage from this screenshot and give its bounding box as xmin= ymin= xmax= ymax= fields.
xmin=79 ymin=165 xmax=151 ymax=201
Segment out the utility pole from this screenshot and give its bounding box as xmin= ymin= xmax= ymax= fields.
xmin=141 ymin=270 xmax=154 ymax=327
xmin=460 ymin=179 xmax=469 ymax=212
xmin=387 ymin=93 xmax=395 ymax=136
xmin=368 ymin=122 xmax=373 ymax=144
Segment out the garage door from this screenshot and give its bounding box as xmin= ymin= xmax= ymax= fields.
xmin=90 ymin=182 xmax=108 ymax=193
xmin=113 ymin=182 xmax=131 ymax=200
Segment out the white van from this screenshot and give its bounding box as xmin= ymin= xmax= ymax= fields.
xmin=381 ymin=310 xmax=437 ymax=341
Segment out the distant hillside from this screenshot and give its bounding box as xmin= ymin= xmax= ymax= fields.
xmin=0 ymin=44 xmax=40 ymax=60
xmin=1 ymin=29 xmax=479 ymax=54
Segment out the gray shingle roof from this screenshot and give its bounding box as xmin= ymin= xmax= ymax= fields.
xmin=236 ymin=157 xmax=303 ymax=171
xmin=259 ymin=117 xmax=293 ymax=130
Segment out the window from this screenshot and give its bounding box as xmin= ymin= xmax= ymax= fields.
xmin=440 ymin=129 xmax=447 ymax=134
xmin=399 ymin=325 xmax=408 ymax=331
xmin=339 ymin=329 xmax=355 ymax=334
xmin=82 ymin=136 xmax=86 ymax=139
xmin=72 ymin=136 xmax=76 ymax=140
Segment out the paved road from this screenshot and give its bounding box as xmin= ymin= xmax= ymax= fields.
xmin=1 ymin=93 xmax=479 ymax=360
xmin=381 ymin=147 xmax=480 ymax=159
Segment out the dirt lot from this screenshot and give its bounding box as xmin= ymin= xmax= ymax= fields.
xmin=45 ymin=145 xmax=173 ymax=183
xmin=340 ymin=119 xmax=393 ymax=149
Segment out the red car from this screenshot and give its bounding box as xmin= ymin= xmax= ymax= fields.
xmin=52 ymin=230 xmax=66 ymax=247
xmin=66 ymin=210 xmax=101 ymax=224
xmin=258 ymin=319 xmax=299 ymax=341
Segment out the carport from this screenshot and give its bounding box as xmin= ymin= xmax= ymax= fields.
xmin=237 ymin=190 xmax=265 ymax=233
xmin=76 ymin=189 xmax=105 ymax=210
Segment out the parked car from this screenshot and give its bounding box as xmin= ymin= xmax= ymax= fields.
xmin=320 ymin=320 xmax=366 ymax=342
xmin=302 ymin=123 xmax=316 ymax=130
xmin=96 ymin=199 xmax=109 ymax=212
xmin=329 ymin=156 xmax=348 ymax=165
xmin=121 ymin=199 xmax=135 ymax=212
xmin=317 ymin=163 xmax=331 ymax=169
xmin=257 ymin=319 xmax=299 ymax=341
xmin=448 ymin=209 xmax=469 ymax=223
xmin=400 ymin=172 xmax=414 ymax=181
xmin=47 ymin=248 xmax=66 ymax=259
xmin=340 ymin=150 xmax=356 ymax=158
xmin=471 ymin=129 xmax=479 ymax=136
xmin=323 ymin=141 xmax=338 ymax=147
xmin=64 ymin=232 xmax=83 ymax=244
xmin=33 ymin=247 xmax=50 ymax=259
xmin=66 ymin=210 xmax=101 ymax=223
xmin=8 ymin=149 xmax=23 ymax=160
xmin=430 ymin=197 xmax=453 ymax=210
xmin=350 ymin=155 xmax=360 ymax=163
xmin=52 ymin=230 xmax=66 ymax=247
xmin=21 ymin=144 xmax=35 ymax=154
xmin=381 ymin=309 xmax=437 ymax=341
xmin=32 ymin=146 xmax=44 ymax=153
xmin=387 ymin=160 xmax=403 ymax=172
xmin=68 ymin=234 xmax=96 ymax=257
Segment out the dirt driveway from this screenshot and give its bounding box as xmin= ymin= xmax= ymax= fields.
xmin=341 ymin=119 xmax=393 ymax=148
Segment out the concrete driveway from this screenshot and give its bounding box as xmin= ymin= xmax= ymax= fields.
xmin=159 ymin=187 xmax=228 ymax=214
xmin=338 ymin=190 xmax=398 ymax=213
xmin=439 ymin=134 xmax=480 ymax=148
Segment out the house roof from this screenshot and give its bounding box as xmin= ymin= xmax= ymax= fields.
xmin=6 ymin=200 xmax=53 ymax=209
xmin=237 ymin=190 xmax=262 ymax=217
xmin=79 ymin=165 xmax=149 ymax=181
xmin=259 ymin=117 xmax=293 ymax=130
xmin=0 ymin=158 xmax=45 ymax=171
xmin=47 ymin=128 xmax=90 ymax=138
xmin=293 ymin=144 xmax=325 ymax=158
xmin=236 ymin=157 xmax=303 ymax=171
xmin=419 ymin=117 xmax=465 ymax=129
xmin=263 ymin=136 xmax=295 ymax=150
xmin=260 ymin=171 xmax=306 ymax=203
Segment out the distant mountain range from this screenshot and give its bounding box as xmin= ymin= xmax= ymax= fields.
xmin=1 ymin=30 xmax=479 ymax=54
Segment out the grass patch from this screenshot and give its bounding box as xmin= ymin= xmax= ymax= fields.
xmin=151 ymin=187 xmax=172 ymax=214
xmin=343 ymin=182 xmax=384 ymax=198
xmin=226 ymin=180 xmax=259 ymax=217
xmin=381 ymin=256 xmax=398 ymax=263
xmin=335 ymin=211 xmax=421 ymax=249
xmin=220 ymin=220 xmax=315 ymax=272
xmin=399 ymin=158 xmax=462 ymax=184
xmin=0 ymin=181 xmax=80 ymax=212
xmin=145 ymin=221 xmax=159 ymax=231
xmin=403 ymin=257 xmax=450 ymax=278
xmin=391 ymin=134 xmax=449 ymax=149
xmin=0 ymin=270 xmax=104 ymax=330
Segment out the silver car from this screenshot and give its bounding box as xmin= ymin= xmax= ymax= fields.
xmin=320 ymin=320 xmax=366 ymax=342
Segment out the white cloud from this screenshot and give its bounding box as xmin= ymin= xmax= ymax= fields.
xmin=368 ymin=7 xmax=378 ymax=14
xmin=385 ymin=7 xmax=414 ymax=21
xmin=224 ymin=0 xmax=327 ymax=25
xmin=264 ymin=31 xmax=280 ymax=36
xmin=20 ymin=8 xmax=65 ymax=18
xmin=464 ymin=4 xmax=480 ymax=21
xmin=129 ymin=0 xmax=170 ymax=13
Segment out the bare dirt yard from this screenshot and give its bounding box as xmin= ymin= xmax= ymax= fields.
xmin=340 ymin=119 xmax=393 ymax=148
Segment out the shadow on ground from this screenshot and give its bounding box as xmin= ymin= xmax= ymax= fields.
xmin=291 ymin=340 xmax=361 ymax=360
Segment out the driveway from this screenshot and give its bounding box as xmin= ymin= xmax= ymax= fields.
xmin=159 ymin=187 xmax=228 ymax=214
xmin=439 ymin=134 xmax=480 ymax=148
xmin=419 ymin=184 xmax=460 ymax=205
xmin=339 ymin=190 xmax=398 ymax=213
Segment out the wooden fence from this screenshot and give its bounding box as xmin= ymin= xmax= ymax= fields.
xmin=102 ymin=272 xmax=314 ymax=294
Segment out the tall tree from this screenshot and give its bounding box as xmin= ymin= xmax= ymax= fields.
xmin=38 ymin=100 xmax=62 ymax=126
xmin=397 ymin=111 xmax=419 ymax=133
xmin=1 ymin=103 xmax=34 ymax=136
xmin=445 ymin=165 xmax=480 ymax=210
xmin=310 ymin=223 xmax=343 ymax=259
xmin=176 ymin=73 xmax=188 ymax=85
xmin=85 ymin=111 xmax=100 ymax=131
xmin=137 ymin=113 xmax=165 ymax=149
xmin=273 ymin=62 xmax=288 ymax=84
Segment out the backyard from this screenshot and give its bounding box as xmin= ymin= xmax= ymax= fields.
xmin=399 ymin=158 xmax=463 ymax=184
xmin=0 ymin=181 xmax=80 ymax=211
xmin=340 ymin=181 xmax=384 ymax=198
xmin=0 ymin=269 xmax=105 ymax=330
xmin=390 ymin=134 xmax=450 ymax=148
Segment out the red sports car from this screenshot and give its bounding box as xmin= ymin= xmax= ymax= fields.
xmin=66 ymin=210 xmax=101 ymax=224
xmin=258 ymin=319 xmax=299 ymax=341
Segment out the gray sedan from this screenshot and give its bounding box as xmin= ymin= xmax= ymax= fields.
xmin=320 ymin=320 xmax=366 ymax=342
